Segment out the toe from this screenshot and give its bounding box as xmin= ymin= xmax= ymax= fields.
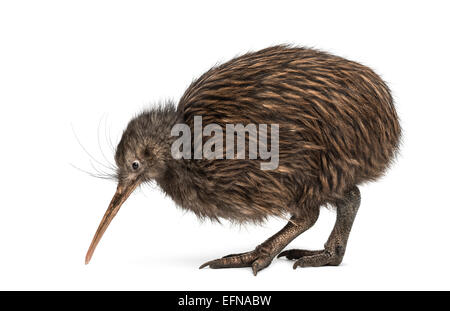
xmin=278 ymin=249 xmax=322 ymax=260
xmin=252 ymin=262 xmax=259 ymax=276
xmin=277 ymin=249 xmax=300 ymax=260
xmin=199 ymin=260 xmax=216 ymax=269
xmin=199 ymin=251 xmax=258 ymax=269
xmin=293 ymin=252 xmax=333 ymax=268
xmin=251 ymin=256 xmax=272 ymax=276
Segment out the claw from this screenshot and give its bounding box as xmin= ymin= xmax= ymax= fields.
xmin=277 ymin=249 xmax=323 ymax=260
xmin=199 ymin=250 xmax=274 ymax=275
xmin=277 ymin=250 xmax=289 ymax=259
xmin=278 ymin=249 xmax=300 ymax=260
xmin=252 ymin=262 xmax=259 ymax=276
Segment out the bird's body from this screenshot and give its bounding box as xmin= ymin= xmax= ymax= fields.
xmin=86 ymin=45 xmax=401 ymax=274
xmin=158 ymin=45 xmax=400 ymax=223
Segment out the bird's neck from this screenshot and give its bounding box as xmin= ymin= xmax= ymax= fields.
xmin=156 ymin=159 xmax=201 ymax=208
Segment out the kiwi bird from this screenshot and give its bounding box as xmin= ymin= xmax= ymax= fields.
xmin=85 ymin=45 xmax=401 ymax=275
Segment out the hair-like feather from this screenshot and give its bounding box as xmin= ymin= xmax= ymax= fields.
xmin=118 ymin=45 xmax=401 ymax=224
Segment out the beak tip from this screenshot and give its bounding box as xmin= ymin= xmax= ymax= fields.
xmin=85 ymin=181 xmax=138 ymax=267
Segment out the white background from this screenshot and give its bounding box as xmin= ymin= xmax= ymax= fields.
xmin=1 ymin=0 xmax=449 ymax=290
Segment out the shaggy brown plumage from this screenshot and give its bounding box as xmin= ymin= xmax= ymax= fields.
xmin=86 ymin=45 xmax=401 ymax=274
xmin=162 ymin=45 xmax=400 ymax=222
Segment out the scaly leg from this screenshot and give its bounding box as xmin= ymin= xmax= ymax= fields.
xmin=199 ymin=209 xmax=319 ymax=275
xmin=278 ymin=186 xmax=361 ymax=268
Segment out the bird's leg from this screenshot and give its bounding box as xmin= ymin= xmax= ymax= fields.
xmin=199 ymin=210 xmax=319 ymax=275
xmin=278 ymin=186 xmax=360 ymax=268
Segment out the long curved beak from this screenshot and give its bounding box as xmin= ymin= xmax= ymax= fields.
xmin=85 ymin=179 xmax=140 ymax=264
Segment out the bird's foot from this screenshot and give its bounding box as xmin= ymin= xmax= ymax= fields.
xmin=199 ymin=245 xmax=276 ymax=276
xmin=277 ymin=247 xmax=344 ymax=268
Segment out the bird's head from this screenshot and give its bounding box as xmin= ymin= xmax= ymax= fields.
xmin=85 ymin=103 xmax=178 ymax=264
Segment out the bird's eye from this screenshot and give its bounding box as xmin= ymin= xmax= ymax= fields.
xmin=132 ymin=161 xmax=140 ymax=170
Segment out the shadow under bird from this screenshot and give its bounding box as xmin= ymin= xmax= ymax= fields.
xmin=85 ymin=45 xmax=401 ymax=275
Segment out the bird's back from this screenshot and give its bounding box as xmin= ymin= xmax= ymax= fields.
xmin=173 ymin=45 xmax=401 ymax=223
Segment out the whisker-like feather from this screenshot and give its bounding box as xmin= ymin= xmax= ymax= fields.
xmin=97 ymin=114 xmax=117 ymax=169
xmin=104 ymin=114 xmax=117 ymax=156
xmin=71 ymin=123 xmax=117 ymax=173
xmin=70 ymin=163 xmax=117 ymax=181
